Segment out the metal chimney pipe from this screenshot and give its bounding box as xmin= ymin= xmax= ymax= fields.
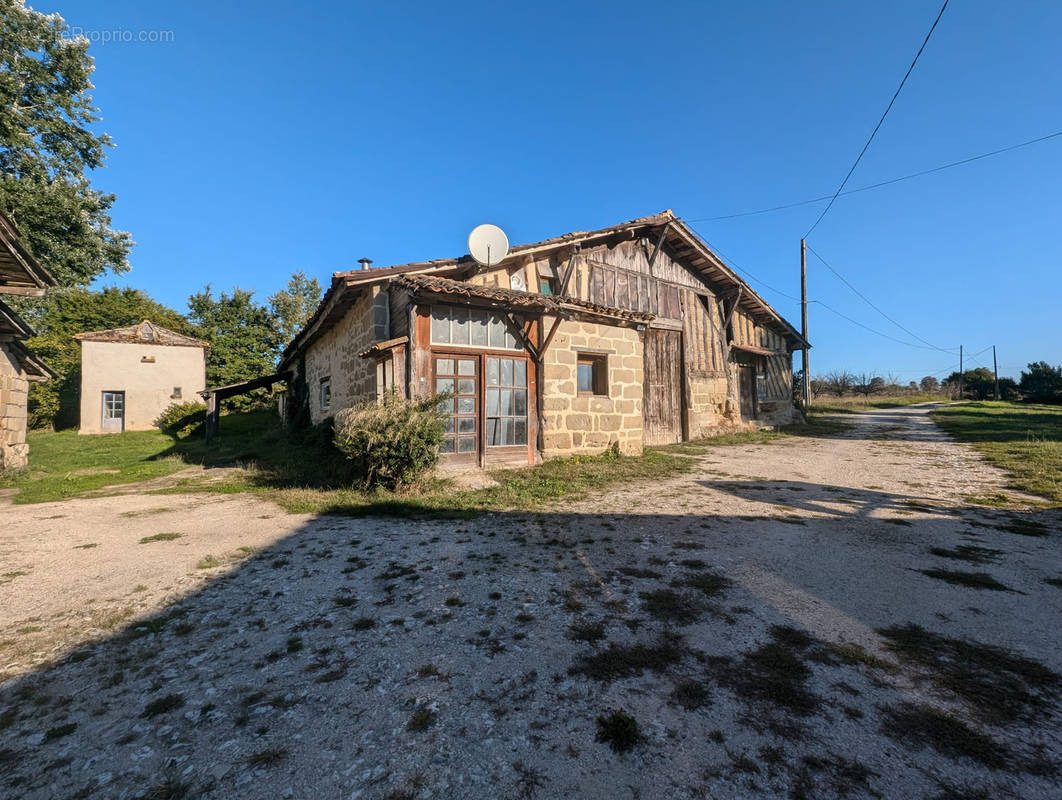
xmin=358 ymin=257 xmax=373 ymax=270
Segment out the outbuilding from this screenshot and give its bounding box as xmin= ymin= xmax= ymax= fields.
xmin=75 ymin=321 xmax=209 ymax=434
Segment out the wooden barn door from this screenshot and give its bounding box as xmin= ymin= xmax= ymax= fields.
xmin=738 ymin=366 xmax=757 ymax=419
xmin=643 ymin=330 xmax=684 ymax=445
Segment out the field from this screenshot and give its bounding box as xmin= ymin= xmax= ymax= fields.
xmin=807 ymin=393 xmax=950 ymax=415
xmin=931 ymin=401 xmax=1062 ymax=504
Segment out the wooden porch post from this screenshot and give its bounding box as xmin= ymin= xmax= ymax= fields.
xmin=204 ymin=392 xmax=219 ymax=443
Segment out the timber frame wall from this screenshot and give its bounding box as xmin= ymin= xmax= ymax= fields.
xmin=282 ymin=212 xmax=804 ymax=463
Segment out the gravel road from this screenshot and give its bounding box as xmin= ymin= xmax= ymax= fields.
xmin=1 ymin=404 xmax=1059 ymax=799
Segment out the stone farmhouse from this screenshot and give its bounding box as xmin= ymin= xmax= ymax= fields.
xmin=279 ymin=211 xmax=808 ymax=467
xmin=0 ymin=214 xmax=54 ymax=471
xmin=75 ymin=321 xmax=209 ymax=434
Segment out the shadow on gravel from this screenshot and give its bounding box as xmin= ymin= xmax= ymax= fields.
xmin=2 ymin=486 xmax=1060 ymax=800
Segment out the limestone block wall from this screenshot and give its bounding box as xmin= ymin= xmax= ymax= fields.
xmin=305 ymin=289 xmax=378 ymax=423
xmin=0 ymin=343 xmax=30 ymax=470
xmin=540 ymin=320 xmax=643 ymax=457
xmin=686 ymin=374 xmax=732 ymax=438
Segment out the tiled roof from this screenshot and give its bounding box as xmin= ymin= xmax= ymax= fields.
xmin=391 ymin=275 xmax=554 ymax=310
xmin=391 ymin=274 xmax=655 ymax=323
xmin=74 ymin=320 xmax=210 ymax=349
xmin=280 ymin=209 xmax=805 ymax=368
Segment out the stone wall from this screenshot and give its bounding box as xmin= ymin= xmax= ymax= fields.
xmin=540 ymin=320 xmax=643 ymax=457
xmin=304 ymin=288 xmax=378 ymax=423
xmin=687 ymin=373 xmax=732 ymax=438
xmin=0 ymin=342 xmax=30 ymax=470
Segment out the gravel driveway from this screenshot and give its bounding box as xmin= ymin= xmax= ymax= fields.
xmin=1 ymin=405 xmax=1060 ymax=799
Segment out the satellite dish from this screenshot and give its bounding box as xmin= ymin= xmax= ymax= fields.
xmin=468 ymin=224 xmax=509 ymax=268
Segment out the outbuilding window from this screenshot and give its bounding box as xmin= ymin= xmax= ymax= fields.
xmin=577 ymin=354 xmax=608 ymax=396
xmin=320 ymin=377 xmax=331 ymax=410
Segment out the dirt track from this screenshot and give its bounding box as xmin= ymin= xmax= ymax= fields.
xmin=1 ymin=405 xmax=1060 ymax=799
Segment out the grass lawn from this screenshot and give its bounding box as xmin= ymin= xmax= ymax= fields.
xmin=3 ymin=409 xmax=847 ymax=513
xmin=0 ymin=412 xmax=283 ymax=504
xmin=809 ymin=394 xmax=950 ymax=415
xmin=930 ymin=401 xmax=1062 ymax=504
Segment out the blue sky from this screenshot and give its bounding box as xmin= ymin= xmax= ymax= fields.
xmin=48 ymin=0 xmax=1062 ymax=381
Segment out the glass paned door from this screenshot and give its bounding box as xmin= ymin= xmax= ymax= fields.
xmin=102 ymin=391 xmax=125 ymax=433
xmin=435 ymin=357 xmax=477 ymax=457
xmin=486 ymin=357 xmax=528 ymax=446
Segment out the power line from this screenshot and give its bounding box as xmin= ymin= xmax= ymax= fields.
xmin=684 ymin=222 xmax=803 ymax=302
xmin=806 ymin=244 xmax=957 ymax=354
xmin=686 ymin=129 xmax=1062 ymax=223
xmin=686 ymin=223 xmax=958 ymax=354
xmin=805 ymin=0 xmax=950 ymax=237
xmin=808 ymin=299 xmax=951 ymax=351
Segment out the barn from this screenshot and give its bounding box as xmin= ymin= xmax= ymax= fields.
xmin=279 ymin=211 xmax=807 ymax=466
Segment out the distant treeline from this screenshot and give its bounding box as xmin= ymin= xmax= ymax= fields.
xmin=799 ymin=362 xmax=1062 ymax=404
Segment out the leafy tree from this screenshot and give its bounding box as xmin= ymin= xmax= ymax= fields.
xmin=25 ymin=287 xmax=194 ymax=428
xmin=943 ymin=368 xmax=996 ymax=401
xmin=1019 ymin=362 xmax=1062 ymax=404
xmin=0 ymin=2 xmax=132 ymax=286
xmin=919 ymin=375 xmax=940 ymax=393
xmin=268 ymin=270 xmax=323 ymax=345
xmin=187 ymin=286 xmax=279 ymax=408
xmin=997 ymin=377 xmax=1019 ymax=401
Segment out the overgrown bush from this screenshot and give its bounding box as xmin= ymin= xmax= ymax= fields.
xmin=154 ymin=402 xmax=207 ymax=439
xmin=333 ymin=392 xmax=448 ymax=489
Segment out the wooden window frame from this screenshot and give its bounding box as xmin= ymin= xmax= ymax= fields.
xmin=576 ymin=353 xmax=608 ymax=397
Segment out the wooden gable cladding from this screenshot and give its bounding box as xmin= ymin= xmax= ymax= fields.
xmin=586 ymin=261 xmax=682 ymax=321
xmin=682 ymin=289 xmax=727 ymax=375
xmin=730 ymin=307 xmax=787 ymax=353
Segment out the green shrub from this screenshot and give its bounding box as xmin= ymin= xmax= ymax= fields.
xmin=154 ymin=402 xmax=207 ymax=439
xmin=333 ymin=392 xmax=448 ymax=489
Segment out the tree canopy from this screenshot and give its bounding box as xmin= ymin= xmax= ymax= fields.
xmin=1019 ymin=362 xmax=1062 ymax=404
xmin=0 ymin=1 xmax=132 ymax=286
xmin=187 ymin=286 xmax=280 ymax=408
xmin=268 ymin=270 xmax=323 ymax=345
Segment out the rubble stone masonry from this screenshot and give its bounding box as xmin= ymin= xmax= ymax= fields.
xmin=304 ymin=290 xmax=378 ymax=423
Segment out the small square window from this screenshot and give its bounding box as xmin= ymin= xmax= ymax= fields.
xmin=171 ymin=386 xmax=182 ymax=399
xmin=320 ymin=377 xmax=332 ymax=410
xmin=539 ymin=278 xmax=555 ymax=295
xmin=576 ymin=354 xmax=608 ymax=396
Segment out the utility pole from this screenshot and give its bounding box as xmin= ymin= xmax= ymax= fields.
xmin=993 ymin=345 xmax=999 ymax=400
xmin=800 ymin=238 xmax=810 ymax=409
xmin=958 ymin=344 xmax=964 ymax=400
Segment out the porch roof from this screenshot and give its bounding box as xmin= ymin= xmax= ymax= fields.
xmin=729 ymin=342 xmax=788 ymax=357
xmin=0 ymin=213 xmax=55 ymax=296
xmin=391 ymin=274 xmax=655 ymax=325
